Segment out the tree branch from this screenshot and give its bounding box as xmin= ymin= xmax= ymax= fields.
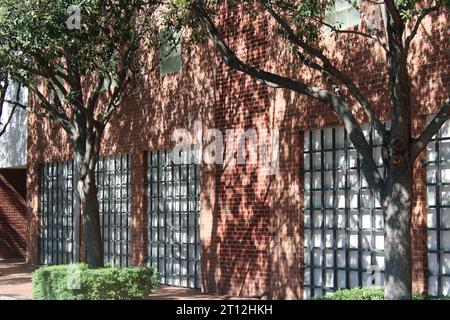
xmin=26 ymin=50 xmax=72 ymax=84
xmin=0 ymin=83 xmax=20 ymax=137
xmin=100 ymin=37 xmax=139 ymax=126
xmin=87 ymin=75 xmax=106 ymax=112
xmin=0 ymin=84 xmax=22 ymax=137
xmin=319 ymin=19 xmax=388 ymax=52
xmin=0 ymin=77 xmax=9 ymax=121
xmin=259 ymin=0 xmax=388 ymax=141
xmin=404 ymin=5 xmax=441 ymax=51
xmin=384 ymin=0 xmax=404 ymax=29
xmin=411 ymin=98 xmax=450 ymax=159
xmin=4 ymin=99 xmax=53 ymax=117
xmin=0 ymin=105 xmax=17 ymax=137
xmin=11 ymin=69 xmax=75 ymax=133
xmin=101 ymin=75 xmax=131 ymax=125
xmin=191 ymin=0 xmax=386 ymax=200
xmin=27 ymin=85 xmax=74 ymax=133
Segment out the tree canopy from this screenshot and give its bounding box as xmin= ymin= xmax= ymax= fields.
xmin=0 ymin=0 xmax=177 ymax=268
xmin=0 ymin=0 xmax=166 ymax=130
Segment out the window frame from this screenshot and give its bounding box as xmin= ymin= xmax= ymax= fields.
xmin=159 ymin=28 xmax=182 ymax=76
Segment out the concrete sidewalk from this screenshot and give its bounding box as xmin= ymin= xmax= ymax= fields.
xmin=0 ymin=260 xmax=252 ymax=300
xmin=146 ymin=286 xmax=253 ymax=300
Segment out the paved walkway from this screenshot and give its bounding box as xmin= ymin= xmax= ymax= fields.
xmin=146 ymin=286 xmax=252 ymax=300
xmin=0 ymin=260 xmax=252 ymax=300
xmin=0 ymin=259 xmax=34 ymax=300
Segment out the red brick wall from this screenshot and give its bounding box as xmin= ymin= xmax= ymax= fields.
xmin=411 ymin=115 xmax=429 ymax=295
xmin=25 ymin=39 xmax=217 ymax=265
xmin=25 ymin=2 xmax=449 ymax=299
xmin=201 ymin=5 xmax=303 ymax=299
xmin=0 ymin=171 xmax=27 ymax=259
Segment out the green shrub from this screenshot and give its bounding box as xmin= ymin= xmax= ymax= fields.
xmin=313 ymin=286 xmax=428 ymax=300
xmin=32 ymin=264 xmax=159 ymax=300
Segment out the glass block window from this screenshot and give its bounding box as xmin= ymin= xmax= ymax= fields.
xmin=39 ymin=161 xmax=75 ymax=265
xmin=96 ymin=154 xmax=132 ymax=267
xmin=40 ymin=155 xmax=131 ymax=267
xmin=325 ymin=0 xmax=360 ymax=30
xmin=147 ymin=148 xmax=201 ymax=288
xmin=160 ymin=28 xmax=182 ymax=76
xmin=303 ymin=125 xmax=385 ymax=299
xmin=426 ymin=118 xmax=450 ymax=298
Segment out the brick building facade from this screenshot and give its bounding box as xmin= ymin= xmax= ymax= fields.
xmin=0 ymin=81 xmax=28 ymax=260
xmin=23 ymin=2 xmax=449 ymax=299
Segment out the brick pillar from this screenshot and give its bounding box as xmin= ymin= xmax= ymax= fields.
xmin=199 ymin=163 xmax=217 ymax=293
xmin=412 ymin=115 xmax=429 ymax=295
xmin=26 ymin=162 xmax=40 ymax=265
xmin=268 ymin=128 xmax=303 ymax=300
xmin=131 ymin=151 xmax=147 ymax=266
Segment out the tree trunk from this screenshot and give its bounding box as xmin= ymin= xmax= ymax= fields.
xmin=382 ymin=6 xmax=413 ymax=298
xmin=73 ymin=112 xmax=104 ymax=269
xmin=383 ymin=165 xmax=413 ymax=300
xmin=76 ymin=164 xmax=104 ymax=269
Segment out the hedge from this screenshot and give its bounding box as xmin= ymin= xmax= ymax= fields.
xmin=32 ymin=264 xmax=159 ymax=300
xmin=313 ymin=286 xmax=448 ymax=300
